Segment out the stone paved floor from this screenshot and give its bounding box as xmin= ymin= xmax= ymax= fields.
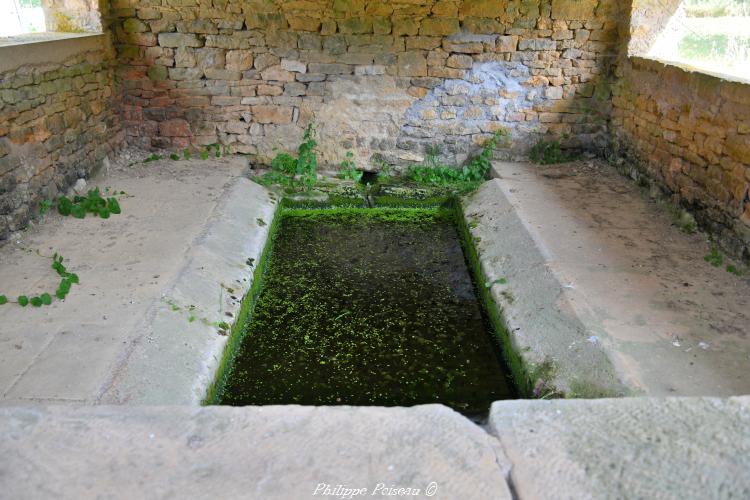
xmin=0 ymin=156 xmax=276 ymax=405
xmin=484 ymin=160 xmax=750 ymax=396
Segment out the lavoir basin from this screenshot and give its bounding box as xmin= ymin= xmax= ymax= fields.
xmin=209 ymin=204 xmax=516 ymax=416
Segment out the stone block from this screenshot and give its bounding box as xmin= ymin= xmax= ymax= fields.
xmin=551 ymin=0 xmax=598 ymax=20
xmin=281 ymin=59 xmax=307 ymax=73
xmin=397 ymin=52 xmax=428 ymax=77
xmin=288 ymin=16 xmax=321 ymax=32
xmin=545 ymin=86 xmax=564 ymax=100
xmin=460 ymin=0 xmax=509 ymax=17
xmin=443 ymin=40 xmax=484 ymax=54
xmin=245 ymin=13 xmax=287 ymax=31
xmin=158 ymin=33 xmax=202 ymax=48
xmin=406 ymin=36 xmax=443 ymax=50
xmin=354 ymin=65 xmax=386 ymax=76
xmin=284 ymin=82 xmax=307 ymax=97
xmin=393 ymin=17 xmax=419 ymax=36
xmin=159 ymin=119 xmax=191 ymax=137
xmin=204 ymin=69 xmax=241 ymax=81
xmin=226 ymin=51 xmax=254 ymax=71
xmin=447 ymin=54 xmax=474 ymax=69
xmin=261 ymin=66 xmax=295 ymax=82
xmin=462 ymin=17 xmax=502 ymax=34
xmin=339 ymin=17 xmax=373 ymax=34
xmin=168 ymin=68 xmax=203 ymax=81
xmin=308 ymin=63 xmax=353 ymax=75
xmin=174 ymin=48 xmax=196 ymax=68
xmin=726 ymin=135 xmax=750 ymax=164
xmin=373 ymin=17 xmax=392 ymax=35
xmin=519 ymin=39 xmax=557 ymax=51
xmin=257 ymin=85 xmax=283 ymax=96
xmin=255 ymin=54 xmax=281 ymax=71
xmin=497 ymin=35 xmax=518 ymax=52
xmin=123 ymin=18 xmax=148 ymax=33
xmin=252 ymin=105 xmax=294 ymax=124
xmin=195 ymin=48 xmax=226 ymax=70
xmin=420 ymin=18 xmax=460 ymax=36
xmin=147 ymin=66 xmax=168 ymax=81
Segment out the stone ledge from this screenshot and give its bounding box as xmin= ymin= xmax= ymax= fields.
xmin=1 ymin=397 xmax=748 ymax=499
xmin=0 ymin=32 xmax=108 ymax=73
xmin=0 ymin=158 xmax=275 ymax=405
xmin=629 ymin=55 xmax=750 ymax=86
xmin=489 ymin=396 xmax=750 ymax=499
xmin=482 ymin=161 xmax=750 ymax=397
xmin=0 ymin=404 xmax=513 ymax=499
xmin=463 ymin=176 xmax=627 ymax=398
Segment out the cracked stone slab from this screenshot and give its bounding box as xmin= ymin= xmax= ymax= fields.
xmin=489 ymin=397 xmax=750 ymax=500
xmin=0 ymin=404 xmax=512 ymax=500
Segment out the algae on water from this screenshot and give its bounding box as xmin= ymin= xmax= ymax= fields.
xmin=217 ymin=208 xmax=515 ymax=415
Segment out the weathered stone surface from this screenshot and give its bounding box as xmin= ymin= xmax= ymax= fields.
xmin=260 ymin=66 xmax=295 ymax=82
xmin=420 ymin=17 xmax=460 ymax=36
xmin=489 ymin=397 xmax=750 ymax=500
xmin=280 ymin=59 xmax=307 ymax=73
xmin=159 ymin=119 xmax=191 ymax=137
xmin=486 ymin=161 xmax=750 ymax=396
xmin=398 ymin=51 xmax=428 ymax=76
xmin=460 ymin=0 xmax=509 ymax=18
xmin=0 ymin=405 xmax=512 ymax=499
xmin=496 ymin=35 xmax=518 ymax=52
xmin=551 ymin=0 xmax=599 ymax=20
xmin=158 ymin=33 xmax=203 ymax=48
xmin=252 ymin=105 xmax=294 ymax=124
xmin=225 ymin=50 xmax=254 ymax=71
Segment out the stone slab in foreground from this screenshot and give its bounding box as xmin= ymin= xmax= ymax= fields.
xmin=490 ymin=396 xmax=750 ymax=500
xmin=0 ymin=404 xmax=512 ymax=500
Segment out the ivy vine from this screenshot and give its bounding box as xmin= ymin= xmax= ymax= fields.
xmin=41 ymin=187 xmax=124 ymax=220
xmin=0 ymin=252 xmax=79 ymax=308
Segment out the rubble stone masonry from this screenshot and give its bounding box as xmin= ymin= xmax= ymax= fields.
xmin=612 ymin=1 xmax=750 ymax=261
xmin=0 ymin=40 xmax=122 ymax=240
xmin=112 ymin=0 xmax=623 ymax=167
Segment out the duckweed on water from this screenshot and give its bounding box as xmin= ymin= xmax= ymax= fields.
xmin=217 ymin=208 xmax=515 ymax=415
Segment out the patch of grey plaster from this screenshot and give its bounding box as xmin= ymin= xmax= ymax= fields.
xmin=398 ymin=61 xmax=546 ymax=166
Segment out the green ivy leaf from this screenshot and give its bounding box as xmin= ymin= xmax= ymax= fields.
xmin=71 ymin=205 xmax=86 ymax=219
xmin=30 ymin=296 xmax=43 ymax=307
xmin=40 ymin=293 xmax=52 ymax=306
xmin=107 ymin=198 xmax=121 ymax=215
xmin=0 ymin=295 xmax=7 ymax=305
xmin=18 ymin=295 xmax=29 ymax=307
xmin=58 ymin=197 xmax=72 ymax=216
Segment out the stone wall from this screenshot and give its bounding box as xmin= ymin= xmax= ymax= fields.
xmin=43 ymin=0 xmax=105 ymax=33
xmin=610 ymin=2 xmax=750 ymax=262
xmin=113 ymin=0 xmax=623 ymax=168
xmin=0 ymin=41 xmax=122 ymax=240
